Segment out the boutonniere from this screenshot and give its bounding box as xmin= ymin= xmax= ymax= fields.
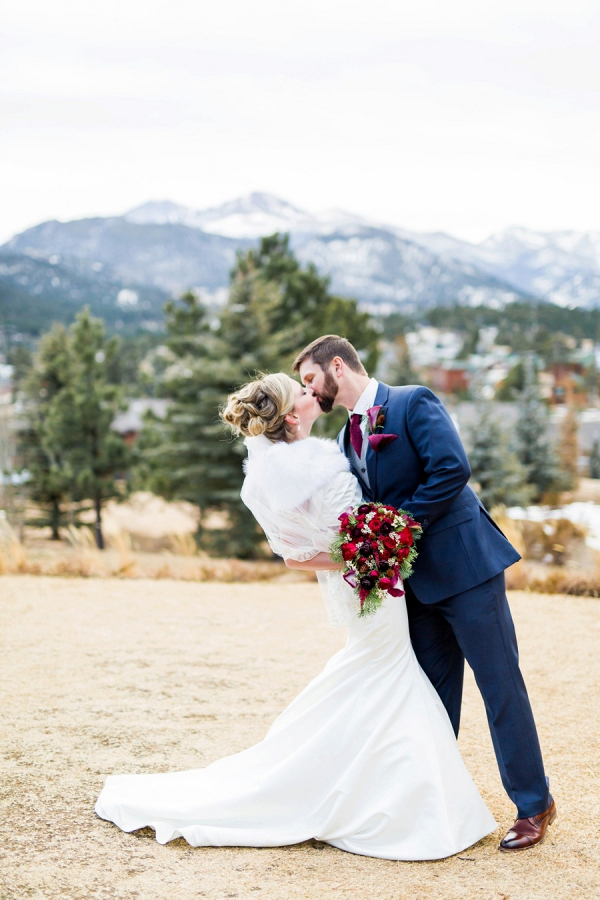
xmin=365 ymin=406 xmax=398 ymax=452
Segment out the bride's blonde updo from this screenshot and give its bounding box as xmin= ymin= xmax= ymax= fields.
xmin=221 ymin=373 xmax=296 ymax=443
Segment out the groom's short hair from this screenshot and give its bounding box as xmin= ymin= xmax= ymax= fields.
xmin=292 ymin=335 xmax=367 ymax=375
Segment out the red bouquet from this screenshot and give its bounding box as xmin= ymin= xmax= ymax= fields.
xmin=330 ymin=502 xmax=422 ymax=618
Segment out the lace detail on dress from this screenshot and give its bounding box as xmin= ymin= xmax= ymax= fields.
xmin=317 ymin=571 xmax=361 ymax=626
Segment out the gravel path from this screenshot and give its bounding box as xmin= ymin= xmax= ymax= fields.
xmin=1 ymin=577 xmax=599 ymax=900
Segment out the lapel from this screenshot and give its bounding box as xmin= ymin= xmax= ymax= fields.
xmin=365 ymin=382 xmax=390 ymax=500
xmin=340 ymin=417 xmax=350 ymax=456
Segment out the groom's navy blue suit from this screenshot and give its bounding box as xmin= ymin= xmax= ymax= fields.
xmin=338 ymin=382 xmax=550 ymax=819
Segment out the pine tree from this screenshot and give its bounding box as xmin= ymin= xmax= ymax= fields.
xmin=20 ymin=324 xmax=74 ymax=539
xmin=231 ymin=234 xmax=380 ymax=439
xmin=138 ymin=237 xmax=381 ymax=558
xmin=558 ymin=408 xmax=579 ymax=490
xmin=457 ymin=325 xmax=479 ymax=360
xmin=136 ymin=291 xmax=262 ymax=557
xmin=513 ymin=359 xmax=564 ymax=502
xmin=496 ymin=360 xmax=525 ymax=401
xmin=387 ymin=334 xmax=417 ymax=386
xmin=37 ymin=310 xmax=129 ymax=547
xmin=589 ymin=438 xmax=600 ymax=479
xmin=232 ymin=234 xmax=380 ymax=373
xmin=468 ymin=404 xmax=533 ymax=509
xmin=20 ymin=310 xmax=129 ymax=545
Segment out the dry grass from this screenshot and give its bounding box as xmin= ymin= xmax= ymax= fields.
xmin=2 ymin=491 xmax=303 ymax=584
xmin=0 ymin=577 xmax=599 ymax=900
xmin=0 ymin=530 xmax=306 ymax=584
xmin=492 ymin=507 xmax=589 ymax=565
xmin=562 ymin=475 xmax=600 ymax=504
xmin=0 ymin=518 xmax=27 ymax=574
xmin=492 ymin=507 xmax=600 ymax=596
xmin=528 ymin=569 xmax=600 ymax=597
xmin=3 ymin=497 xmax=600 ymax=595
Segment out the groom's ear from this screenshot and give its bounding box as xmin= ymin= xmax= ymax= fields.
xmin=332 ymin=356 xmax=344 ymax=377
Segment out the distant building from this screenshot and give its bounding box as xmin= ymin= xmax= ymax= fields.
xmin=547 ymin=362 xmax=586 ymax=405
xmin=428 ymin=362 xmax=469 ymax=394
xmin=405 ymin=327 xmax=463 ymax=368
xmin=112 ymin=399 xmax=170 ymax=445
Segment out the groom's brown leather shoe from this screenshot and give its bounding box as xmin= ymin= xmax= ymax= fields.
xmin=499 ymin=799 xmax=556 ymax=851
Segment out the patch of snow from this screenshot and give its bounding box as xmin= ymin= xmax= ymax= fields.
xmin=506 ymin=502 xmax=600 ymax=551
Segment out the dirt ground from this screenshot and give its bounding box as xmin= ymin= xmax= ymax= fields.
xmin=1 ymin=577 xmax=599 ymax=900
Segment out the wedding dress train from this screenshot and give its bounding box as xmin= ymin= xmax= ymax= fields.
xmin=95 ymin=436 xmax=496 ymax=859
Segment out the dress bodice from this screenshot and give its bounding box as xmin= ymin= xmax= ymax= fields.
xmin=241 ymin=437 xmax=362 ymax=625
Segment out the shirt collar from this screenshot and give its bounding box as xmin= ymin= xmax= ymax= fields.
xmin=350 ymin=377 xmax=379 ymax=417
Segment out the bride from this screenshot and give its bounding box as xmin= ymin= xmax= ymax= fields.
xmin=95 ymin=373 xmax=496 ymax=860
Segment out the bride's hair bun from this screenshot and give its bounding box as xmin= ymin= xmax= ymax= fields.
xmin=246 ymin=414 xmax=268 ymax=437
xmin=221 ymin=373 xmax=296 ymax=443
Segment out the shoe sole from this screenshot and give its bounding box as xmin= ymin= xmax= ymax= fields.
xmin=498 ymin=806 xmax=557 ymax=852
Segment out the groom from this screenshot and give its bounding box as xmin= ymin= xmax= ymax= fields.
xmin=293 ymin=334 xmax=556 ymax=852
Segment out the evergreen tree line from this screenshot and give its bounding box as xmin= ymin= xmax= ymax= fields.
xmin=10 ymin=235 xmax=586 ymax=557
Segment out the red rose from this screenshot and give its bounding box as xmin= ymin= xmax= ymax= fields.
xmin=381 ymin=548 xmax=391 ymax=560
xmin=399 ymin=527 xmax=413 ymax=546
xmin=379 ymin=576 xmax=392 ymax=590
xmin=382 ymin=535 xmax=396 ymax=550
xmin=341 ymin=542 xmax=358 ymax=561
xmin=370 ymin=517 xmax=382 ymax=532
xmin=398 ymin=546 xmax=410 ymax=560
xmin=339 ymin=512 xmax=350 ymax=528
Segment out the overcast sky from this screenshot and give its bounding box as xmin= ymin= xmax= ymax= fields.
xmin=1 ymin=0 xmax=599 ymax=244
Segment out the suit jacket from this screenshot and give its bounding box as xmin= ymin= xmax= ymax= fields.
xmin=338 ymin=383 xmax=520 ymax=604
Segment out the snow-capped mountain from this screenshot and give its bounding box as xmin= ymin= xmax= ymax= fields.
xmin=474 ymin=227 xmax=600 ymax=307
xmin=406 ymin=225 xmax=600 ymax=308
xmin=125 ymin=192 xmax=372 ymax=239
xmin=3 ymin=211 xmax=524 ymax=314
xmin=291 ymin=226 xmax=521 ymax=313
xmin=2 ymin=192 xmax=599 ymax=324
xmin=124 ymin=194 xmax=600 ymax=308
xmin=1 ymin=217 xmax=249 ymax=299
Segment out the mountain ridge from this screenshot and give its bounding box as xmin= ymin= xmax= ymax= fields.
xmin=2 ymin=193 xmax=599 ymax=331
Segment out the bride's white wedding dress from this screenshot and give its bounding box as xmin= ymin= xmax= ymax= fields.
xmin=95 ymin=436 xmax=496 ymax=860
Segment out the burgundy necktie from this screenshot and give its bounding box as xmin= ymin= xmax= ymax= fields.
xmin=350 ymin=413 xmax=364 ymax=457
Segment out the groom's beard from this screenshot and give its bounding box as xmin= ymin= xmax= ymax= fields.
xmin=316 ymin=370 xmax=338 ymax=414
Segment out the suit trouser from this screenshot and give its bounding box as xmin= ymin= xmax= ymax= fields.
xmin=405 ymin=572 xmax=550 ymax=819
